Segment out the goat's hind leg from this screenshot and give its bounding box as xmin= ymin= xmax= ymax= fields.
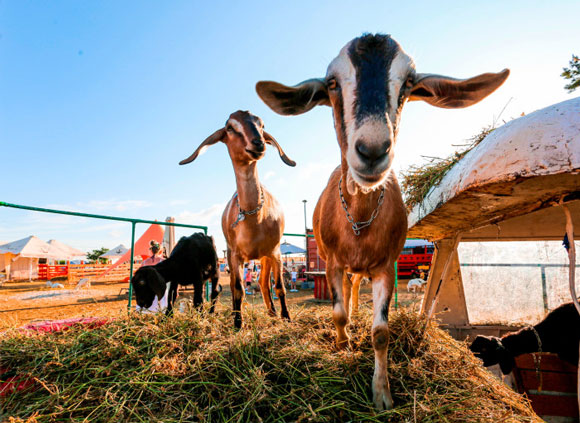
xmin=351 ymin=274 xmax=363 ymax=314
xmin=258 ymin=257 xmax=277 ymax=317
xmin=370 ymin=268 xmax=395 ymax=411
xmin=271 ymin=253 xmax=290 ymax=320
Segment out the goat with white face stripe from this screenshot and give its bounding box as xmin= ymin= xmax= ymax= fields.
xmin=180 ymin=110 xmax=296 ymax=329
xmin=257 ymin=33 xmax=509 ymax=410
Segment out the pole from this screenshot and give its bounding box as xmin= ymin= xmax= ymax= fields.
xmin=394 ymin=261 xmax=398 ymax=309
xmin=302 ymin=200 xmax=308 ymax=272
xmin=127 ymin=221 xmax=136 ymax=311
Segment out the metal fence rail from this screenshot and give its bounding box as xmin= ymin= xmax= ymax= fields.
xmin=0 ymin=201 xmax=402 ymax=310
xmin=0 ymin=201 xmax=208 ymax=309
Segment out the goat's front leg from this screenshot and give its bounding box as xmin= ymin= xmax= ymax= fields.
xmin=258 ymin=257 xmax=277 ymax=317
xmin=370 ymin=267 xmax=395 ymax=411
xmin=165 ymin=282 xmax=178 ymax=316
xmin=209 ymin=274 xmax=221 ymax=314
xmin=228 ymin=250 xmax=245 ymax=328
xmin=271 ymin=252 xmax=290 ymax=320
xmin=327 ymin=260 xmax=349 ymax=349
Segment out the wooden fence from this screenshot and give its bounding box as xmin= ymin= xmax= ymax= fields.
xmin=67 ymin=262 xmax=135 ymax=284
xmin=38 ymin=264 xmax=69 ymax=280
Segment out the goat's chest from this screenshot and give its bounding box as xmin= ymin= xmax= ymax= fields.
xmin=224 ymin=212 xmax=283 ymax=261
xmin=315 ymin=182 xmax=407 ymax=273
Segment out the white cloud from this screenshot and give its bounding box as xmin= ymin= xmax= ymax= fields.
xmin=176 ymin=203 xmax=227 ymax=253
xmin=263 ymin=170 xmax=276 ymax=182
xmin=176 ymin=203 xmax=225 ymax=226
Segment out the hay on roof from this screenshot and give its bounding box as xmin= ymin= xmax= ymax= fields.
xmin=401 ymin=126 xmax=495 ymax=212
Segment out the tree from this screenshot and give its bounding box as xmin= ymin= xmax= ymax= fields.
xmin=86 ymin=247 xmax=110 ymax=264
xmin=561 ymin=55 xmax=580 ymax=93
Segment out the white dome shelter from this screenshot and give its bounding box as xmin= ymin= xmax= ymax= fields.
xmin=406 ymin=97 xmax=580 ymax=333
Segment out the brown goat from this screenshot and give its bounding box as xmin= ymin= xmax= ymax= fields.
xmin=180 ymin=110 xmax=296 ymax=328
xmin=256 ymin=33 xmax=508 ymax=410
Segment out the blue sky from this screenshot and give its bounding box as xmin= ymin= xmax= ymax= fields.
xmin=1 ymin=1 xmax=579 ymax=254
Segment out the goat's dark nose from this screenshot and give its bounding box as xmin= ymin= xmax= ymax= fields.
xmin=251 ymin=138 xmax=265 ymax=151
xmin=355 ymin=139 xmax=391 ymax=166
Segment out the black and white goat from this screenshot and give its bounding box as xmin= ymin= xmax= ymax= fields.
xmin=131 ymin=233 xmax=221 ymax=315
xmin=470 ymin=301 xmax=580 ymax=374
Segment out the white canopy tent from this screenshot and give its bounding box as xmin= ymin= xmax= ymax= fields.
xmin=100 ymin=244 xmax=129 ymax=264
xmin=0 ymin=236 xmax=80 ymax=280
xmin=47 ymin=239 xmax=86 ymax=259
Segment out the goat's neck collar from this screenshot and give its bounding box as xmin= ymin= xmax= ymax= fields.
xmin=233 ymin=163 xmax=261 ymax=211
xmin=231 ymin=188 xmax=264 ymax=228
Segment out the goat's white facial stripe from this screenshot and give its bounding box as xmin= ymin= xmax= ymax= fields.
xmin=327 ymin=44 xmax=356 ymax=132
xmin=228 ymin=118 xmax=244 ymax=133
xmin=387 ymin=50 xmax=414 ymax=129
xmin=325 ymin=36 xmax=415 ymax=190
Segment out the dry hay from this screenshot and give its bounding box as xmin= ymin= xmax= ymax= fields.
xmin=400 ymin=125 xmax=495 ymax=212
xmin=0 ymin=306 xmax=540 ymax=422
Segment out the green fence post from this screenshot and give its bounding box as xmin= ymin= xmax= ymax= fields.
xmin=394 ymin=261 xmax=398 ymax=309
xmin=127 ymin=221 xmax=137 ymax=311
xmin=203 ymin=226 xmax=210 ymax=302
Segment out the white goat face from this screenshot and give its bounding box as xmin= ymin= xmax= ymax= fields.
xmin=256 ymin=33 xmax=509 ymax=193
xmin=179 ymin=110 xmax=296 ymax=168
xmin=325 ymin=36 xmax=415 ymax=190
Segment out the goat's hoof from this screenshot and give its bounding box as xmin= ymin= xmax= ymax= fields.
xmin=281 ymin=312 xmax=291 ymax=321
xmin=233 ymin=317 xmax=242 ymax=330
xmin=336 ymin=339 xmax=350 ymax=351
xmin=267 ymin=309 xmax=277 ymax=317
xmin=372 ymin=377 xmax=394 ymax=411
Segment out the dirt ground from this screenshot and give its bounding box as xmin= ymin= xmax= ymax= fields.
xmin=0 ymin=275 xmax=424 ymax=330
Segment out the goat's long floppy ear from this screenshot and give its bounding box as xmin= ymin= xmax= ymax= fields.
xmin=179 ymin=128 xmax=226 ymax=165
xmin=263 ymin=130 xmax=296 ymax=167
xmin=148 ymin=269 xmax=167 ymax=300
xmin=256 ymin=79 xmax=330 ymax=116
xmin=409 ymin=69 xmax=510 ymax=109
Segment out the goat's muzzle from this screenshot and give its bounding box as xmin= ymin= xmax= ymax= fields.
xmin=355 ymin=138 xmax=391 ymax=169
xmin=245 ymin=147 xmax=265 ymax=160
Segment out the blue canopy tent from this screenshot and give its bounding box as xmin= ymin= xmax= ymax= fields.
xmin=280 ymin=241 xmax=306 ymax=255
xmin=280 ymin=241 xmax=306 ymax=270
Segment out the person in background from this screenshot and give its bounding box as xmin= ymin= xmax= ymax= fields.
xmin=142 ymin=240 xmax=164 ymax=267
xmin=244 ymin=264 xmax=253 ymax=295
xmin=290 ymin=267 xmax=298 ymax=292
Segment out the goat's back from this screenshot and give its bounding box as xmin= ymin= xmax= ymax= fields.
xmin=155 ymin=233 xmax=218 ymax=285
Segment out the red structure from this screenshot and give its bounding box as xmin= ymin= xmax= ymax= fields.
xmin=513 ymin=353 xmax=579 ymax=420
xmin=306 ymin=229 xmax=326 ymax=271
xmin=307 ymin=232 xmax=433 ymax=278
xmin=396 ymin=241 xmax=434 ymax=278
xmin=37 ymin=263 xmax=69 ymax=280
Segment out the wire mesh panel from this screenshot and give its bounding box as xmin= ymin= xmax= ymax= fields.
xmin=459 ymin=241 xmax=580 ymax=325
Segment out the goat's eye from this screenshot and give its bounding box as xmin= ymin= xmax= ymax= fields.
xmin=327 ymin=78 xmax=338 ymax=90
xmin=227 ymin=126 xmax=234 ymax=133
